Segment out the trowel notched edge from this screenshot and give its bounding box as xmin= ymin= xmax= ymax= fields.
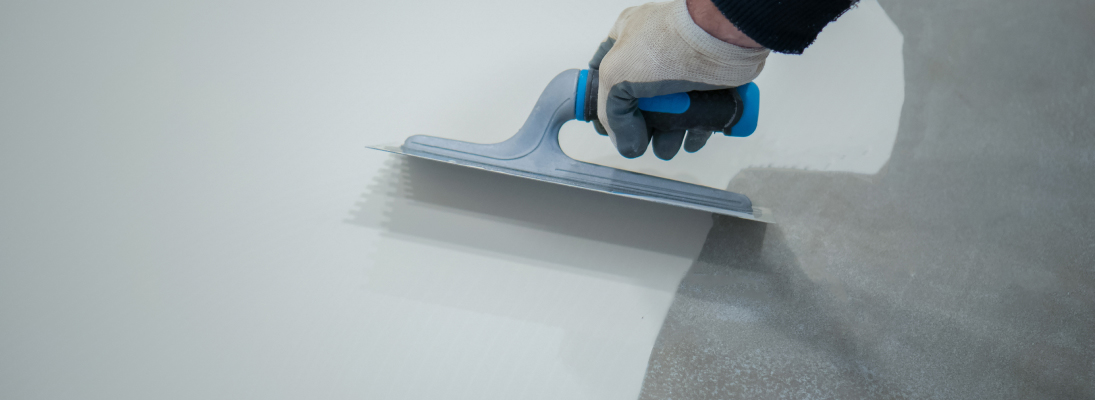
xmin=367 ymin=69 xmax=774 ymax=224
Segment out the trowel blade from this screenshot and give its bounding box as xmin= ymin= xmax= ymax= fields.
xmin=367 ymin=144 xmax=775 ymax=224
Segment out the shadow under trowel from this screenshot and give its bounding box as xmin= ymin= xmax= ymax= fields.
xmin=348 ymin=155 xmax=715 ymax=286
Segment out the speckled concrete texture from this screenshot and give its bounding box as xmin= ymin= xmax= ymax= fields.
xmin=637 ymin=0 xmax=1095 ymax=398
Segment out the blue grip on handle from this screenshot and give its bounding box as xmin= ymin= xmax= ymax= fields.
xmin=574 ymin=69 xmax=759 ymax=137
xmin=574 ymin=69 xmax=693 ymax=118
xmin=636 ymin=83 xmax=759 ymax=137
xmin=637 ymin=93 xmax=691 ymax=114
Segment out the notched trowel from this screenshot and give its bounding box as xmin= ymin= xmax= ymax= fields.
xmin=368 ymin=69 xmax=774 ymax=223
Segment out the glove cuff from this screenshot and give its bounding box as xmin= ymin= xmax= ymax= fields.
xmin=710 ymin=0 xmax=859 ymax=54
xmin=671 ymin=0 xmax=769 ymax=64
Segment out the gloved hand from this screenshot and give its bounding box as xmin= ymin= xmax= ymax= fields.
xmin=590 ymin=0 xmax=769 ymax=160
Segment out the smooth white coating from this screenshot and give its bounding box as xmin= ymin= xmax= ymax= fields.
xmin=0 ymin=0 xmax=901 ymax=399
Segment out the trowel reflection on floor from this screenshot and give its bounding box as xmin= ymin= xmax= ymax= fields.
xmin=368 ymin=69 xmax=774 ymax=223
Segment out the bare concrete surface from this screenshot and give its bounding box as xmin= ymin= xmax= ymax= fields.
xmin=638 ymin=0 xmax=1095 ymax=399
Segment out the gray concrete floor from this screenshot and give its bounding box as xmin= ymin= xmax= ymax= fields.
xmin=637 ymin=0 xmax=1095 ymax=398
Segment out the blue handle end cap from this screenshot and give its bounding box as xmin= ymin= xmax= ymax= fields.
xmin=575 ymin=69 xmax=589 ymax=122
xmin=729 ymin=82 xmax=759 ymax=137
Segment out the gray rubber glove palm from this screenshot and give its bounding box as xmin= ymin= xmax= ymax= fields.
xmin=591 ymin=0 xmax=769 ymax=160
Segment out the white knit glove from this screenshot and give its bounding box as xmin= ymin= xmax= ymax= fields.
xmin=591 ymin=0 xmax=769 ymax=159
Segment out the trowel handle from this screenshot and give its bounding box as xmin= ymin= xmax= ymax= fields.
xmin=575 ymin=69 xmax=759 ymax=137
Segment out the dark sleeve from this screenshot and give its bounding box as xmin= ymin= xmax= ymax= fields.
xmin=710 ymin=0 xmax=860 ymax=54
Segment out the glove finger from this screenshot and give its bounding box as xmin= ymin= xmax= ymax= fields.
xmin=608 ymin=115 xmax=650 ymax=158
xmin=602 ymin=85 xmax=651 ymax=158
xmin=683 ymin=130 xmax=714 ymax=153
xmin=589 ymin=37 xmax=616 ymax=70
xmin=651 ymin=129 xmax=686 ymax=161
xmin=610 ymin=122 xmax=651 ymax=158
xmin=592 ymin=119 xmax=608 ymax=136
